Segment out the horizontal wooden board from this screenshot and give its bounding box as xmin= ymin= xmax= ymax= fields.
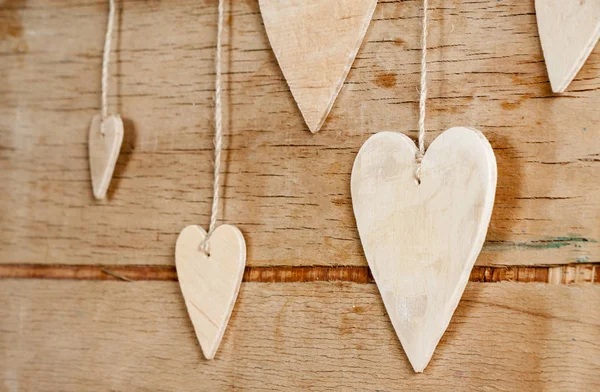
xmin=0 ymin=280 xmax=598 ymax=391
xmin=1 ymin=0 xmax=599 ymax=266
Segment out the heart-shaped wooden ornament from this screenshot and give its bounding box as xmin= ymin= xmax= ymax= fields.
xmin=176 ymin=224 xmax=246 ymax=359
xmin=88 ymin=114 xmax=124 ymax=199
xmin=536 ymin=0 xmax=600 ymax=93
xmin=351 ymin=127 xmax=497 ymax=372
xmin=259 ymin=0 xmax=377 ymax=133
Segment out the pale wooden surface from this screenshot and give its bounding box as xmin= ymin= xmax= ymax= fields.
xmin=535 ymin=0 xmax=600 ymax=93
xmin=0 ymin=280 xmax=598 ymax=391
xmin=259 ymin=0 xmax=377 ymax=132
xmin=351 ymin=128 xmax=497 ymax=372
xmin=88 ymin=114 xmax=124 ymax=199
xmin=1 ymin=0 xmax=599 ymax=267
xmin=176 ymin=224 xmax=246 ymax=359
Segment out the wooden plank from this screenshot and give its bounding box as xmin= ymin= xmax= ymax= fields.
xmin=1 ymin=0 xmax=598 ymax=266
xmin=0 ymin=280 xmax=598 ymax=391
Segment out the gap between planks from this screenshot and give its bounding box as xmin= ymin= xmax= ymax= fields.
xmin=0 ymin=264 xmax=597 ymax=285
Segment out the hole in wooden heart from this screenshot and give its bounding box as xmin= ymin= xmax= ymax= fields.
xmin=415 ymin=151 xmax=423 ymax=186
xmin=200 ymin=248 xmax=210 ymax=258
xmin=198 ymin=240 xmax=212 ymax=259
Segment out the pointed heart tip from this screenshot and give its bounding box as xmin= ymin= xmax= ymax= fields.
xmin=408 ymin=357 xmax=430 ymax=373
xmin=93 ymin=189 xmax=107 ymax=200
xmin=402 ymin=338 xmax=436 ymax=373
xmin=202 ymin=345 xmax=217 ymax=360
xmin=550 ymin=80 xmax=567 ymax=94
xmin=307 ymin=123 xmax=321 ymax=134
xmin=301 ymin=109 xmax=327 ymax=134
xmin=548 ymin=69 xmax=574 ymax=93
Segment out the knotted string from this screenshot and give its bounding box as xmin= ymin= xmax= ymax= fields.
xmin=202 ymin=0 xmax=225 ymax=255
xmin=101 ymin=0 xmax=116 ymax=134
xmin=415 ymin=0 xmax=428 ymax=183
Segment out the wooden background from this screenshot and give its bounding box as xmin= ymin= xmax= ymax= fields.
xmin=1 ymin=0 xmax=598 ymax=390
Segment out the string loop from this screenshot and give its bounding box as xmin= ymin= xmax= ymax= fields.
xmin=201 ymin=0 xmax=225 ymax=255
xmin=415 ymin=0 xmax=428 ymax=183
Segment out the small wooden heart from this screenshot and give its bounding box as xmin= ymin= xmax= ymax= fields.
xmin=351 ymin=127 xmax=497 ymax=372
xmin=88 ymin=114 xmax=124 ymax=199
xmin=175 ymin=224 xmax=246 ymax=360
xmin=536 ymin=0 xmax=600 ymax=93
xmin=259 ymin=0 xmax=377 ymax=133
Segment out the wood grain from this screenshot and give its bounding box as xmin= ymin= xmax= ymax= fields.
xmin=0 ymin=280 xmax=598 ymax=391
xmin=1 ymin=0 xmax=599 ymax=266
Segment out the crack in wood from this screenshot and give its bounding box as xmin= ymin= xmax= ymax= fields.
xmin=0 ymin=264 xmax=597 ymax=284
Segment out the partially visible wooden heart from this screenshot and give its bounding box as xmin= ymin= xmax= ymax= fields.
xmin=536 ymin=0 xmax=600 ymax=93
xmin=351 ymin=127 xmax=497 ymax=372
xmin=176 ymin=224 xmax=246 ymax=360
xmin=88 ymin=114 xmax=123 ymax=199
xmin=259 ymin=0 xmax=377 ymax=133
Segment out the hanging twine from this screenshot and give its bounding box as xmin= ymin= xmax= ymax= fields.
xmin=415 ymin=0 xmax=428 ymax=183
xmin=202 ymin=0 xmax=225 ymax=255
xmin=101 ymin=0 xmax=116 ymax=133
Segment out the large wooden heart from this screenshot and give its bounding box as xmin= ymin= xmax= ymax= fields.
xmin=351 ymin=127 xmax=497 ymax=372
xmin=176 ymin=224 xmax=246 ymax=359
xmin=259 ymin=0 xmax=377 ymax=133
xmin=536 ymin=0 xmax=600 ymax=93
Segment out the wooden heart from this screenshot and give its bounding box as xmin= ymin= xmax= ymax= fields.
xmin=88 ymin=114 xmax=123 ymax=199
xmin=259 ymin=0 xmax=377 ymax=133
xmin=351 ymin=127 xmax=497 ymax=372
xmin=175 ymin=224 xmax=246 ymax=359
xmin=536 ymin=0 xmax=600 ymax=93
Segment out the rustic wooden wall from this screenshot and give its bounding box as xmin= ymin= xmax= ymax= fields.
xmin=1 ymin=0 xmax=599 ymax=390
xmin=1 ymin=280 xmax=599 ymax=391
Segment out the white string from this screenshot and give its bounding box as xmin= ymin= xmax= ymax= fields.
xmin=202 ymin=0 xmax=225 ymax=254
xmin=101 ymin=0 xmax=116 ymax=131
xmin=415 ymin=0 xmax=428 ymax=183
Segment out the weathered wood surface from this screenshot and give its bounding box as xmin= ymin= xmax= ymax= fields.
xmin=1 ymin=0 xmax=599 ymax=266
xmin=0 ymin=280 xmax=598 ymax=391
